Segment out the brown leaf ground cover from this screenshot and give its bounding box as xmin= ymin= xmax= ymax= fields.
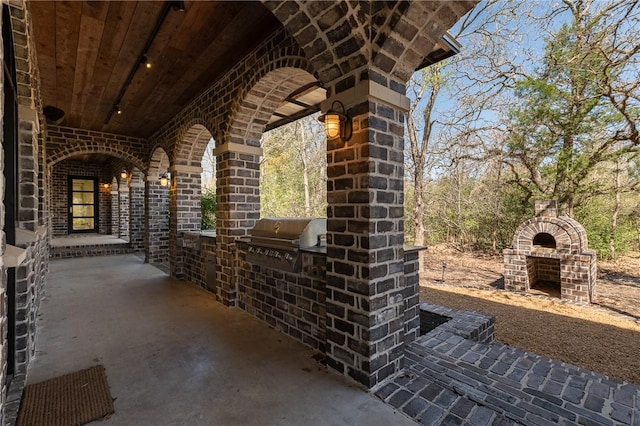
xmin=420 ymin=245 xmax=640 ymax=384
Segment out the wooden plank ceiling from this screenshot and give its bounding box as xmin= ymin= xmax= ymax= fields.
xmin=31 ymin=1 xmax=283 ymax=139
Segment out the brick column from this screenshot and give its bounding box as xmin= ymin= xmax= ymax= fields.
xmin=118 ymin=181 xmax=129 ymax=241
xmin=145 ymin=179 xmax=169 ymax=266
xmin=111 ymin=186 xmax=119 ymax=236
xmin=213 ymin=143 xmax=261 ymax=306
xmin=169 ymin=165 xmax=202 ymax=279
xmin=15 ymin=254 xmax=34 ymax=375
xmin=324 ymin=80 xmax=409 ymax=388
xmin=17 ymin=107 xmax=40 ymax=231
xmin=129 ymin=181 xmax=145 ymax=251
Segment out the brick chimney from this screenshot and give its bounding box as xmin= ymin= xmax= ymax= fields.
xmin=534 ymin=200 xmax=557 ymax=218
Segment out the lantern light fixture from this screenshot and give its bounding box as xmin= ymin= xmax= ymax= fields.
xmin=160 ymin=172 xmax=170 ymax=187
xmin=318 ymin=100 xmax=352 ymax=141
xmin=121 ymin=169 xmax=128 ymax=179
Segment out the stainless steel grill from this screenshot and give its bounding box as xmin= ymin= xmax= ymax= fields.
xmin=247 ymin=218 xmax=326 ymax=272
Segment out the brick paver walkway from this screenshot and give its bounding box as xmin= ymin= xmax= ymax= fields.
xmin=378 ymin=304 xmax=640 ymax=425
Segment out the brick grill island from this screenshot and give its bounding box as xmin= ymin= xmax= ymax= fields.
xmin=503 ymin=200 xmax=597 ymax=303
xmin=227 ymin=217 xmax=425 ymax=363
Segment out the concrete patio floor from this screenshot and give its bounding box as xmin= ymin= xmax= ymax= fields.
xmin=26 ymin=254 xmax=415 ymax=426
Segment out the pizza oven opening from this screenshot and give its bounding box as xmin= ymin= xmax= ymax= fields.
xmin=533 ymin=232 xmax=556 ymax=249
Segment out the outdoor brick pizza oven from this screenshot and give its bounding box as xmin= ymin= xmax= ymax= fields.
xmin=503 ymin=200 xmax=597 ymax=303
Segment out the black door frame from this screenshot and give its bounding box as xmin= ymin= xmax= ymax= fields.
xmin=68 ymin=176 xmax=99 ymax=234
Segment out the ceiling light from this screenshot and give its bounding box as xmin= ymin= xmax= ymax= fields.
xmin=143 ymin=55 xmax=152 ymax=69
xmin=121 ymin=169 xmax=128 ymax=179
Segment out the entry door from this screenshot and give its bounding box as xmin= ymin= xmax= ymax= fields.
xmin=68 ymin=176 xmax=98 ymax=233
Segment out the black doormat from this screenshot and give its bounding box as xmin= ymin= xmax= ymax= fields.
xmin=17 ymin=365 xmax=114 ymax=426
xmin=420 ymin=310 xmax=451 ymax=335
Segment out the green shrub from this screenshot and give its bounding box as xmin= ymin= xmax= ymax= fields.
xmin=201 ymin=188 xmax=216 ymax=230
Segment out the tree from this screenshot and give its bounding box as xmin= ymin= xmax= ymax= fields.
xmin=404 ymin=0 xmax=531 ymax=247
xmin=201 ymin=137 xmax=216 ymax=190
xmin=200 ymin=137 xmax=217 ymax=229
xmin=503 ymin=0 xmax=640 ymax=217
xmin=260 ymin=115 xmax=326 ymax=218
xmin=201 ymin=187 xmax=216 ymax=230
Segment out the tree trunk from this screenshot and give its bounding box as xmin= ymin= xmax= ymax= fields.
xmin=299 ymin=123 xmax=311 ymax=216
xmin=610 ymin=158 xmax=622 ymax=257
xmin=413 ymin=174 xmax=425 ymax=247
xmin=492 ymin=161 xmax=503 ymax=252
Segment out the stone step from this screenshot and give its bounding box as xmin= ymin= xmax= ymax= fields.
xmin=378 ymin=307 xmax=640 ymax=426
xmin=50 ymin=243 xmax=133 ymax=259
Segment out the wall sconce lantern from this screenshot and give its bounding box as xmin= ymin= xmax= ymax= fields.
xmin=103 ymin=183 xmax=110 ymax=189
xmin=318 ymin=100 xmax=352 ymax=141
xmin=160 ymin=173 xmax=170 ymax=187
xmin=120 ymin=169 xmax=128 ymax=179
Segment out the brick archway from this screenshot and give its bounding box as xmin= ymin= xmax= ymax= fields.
xmin=173 ymin=122 xmax=215 ymax=168
xmin=48 ymin=147 xmax=147 ymax=174
xmin=376 ymin=1 xmax=473 ymax=82
xmin=228 ymin=67 xmax=317 ymax=145
xmin=148 ymin=146 xmax=170 ymax=179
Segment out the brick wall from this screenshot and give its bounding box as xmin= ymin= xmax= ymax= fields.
xmin=403 ymin=249 xmax=421 ymax=345
xmin=237 ymin=241 xmax=328 ymax=352
xmin=13 ymin=229 xmax=48 ymax=377
xmin=50 ymin=159 xmax=112 ymax=236
xmin=181 ymin=232 xmax=216 ymax=291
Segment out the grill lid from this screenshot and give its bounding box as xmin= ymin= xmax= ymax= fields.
xmin=250 ymin=217 xmax=326 ymax=248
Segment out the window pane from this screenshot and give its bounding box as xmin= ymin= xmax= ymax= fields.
xmin=72 ymin=192 xmax=94 ymax=204
xmin=73 ymin=205 xmax=94 ymax=217
xmin=73 ymin=218 xmax=94 ymax=230
xmin=72 ymin=179 xmax=94 ymax=191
